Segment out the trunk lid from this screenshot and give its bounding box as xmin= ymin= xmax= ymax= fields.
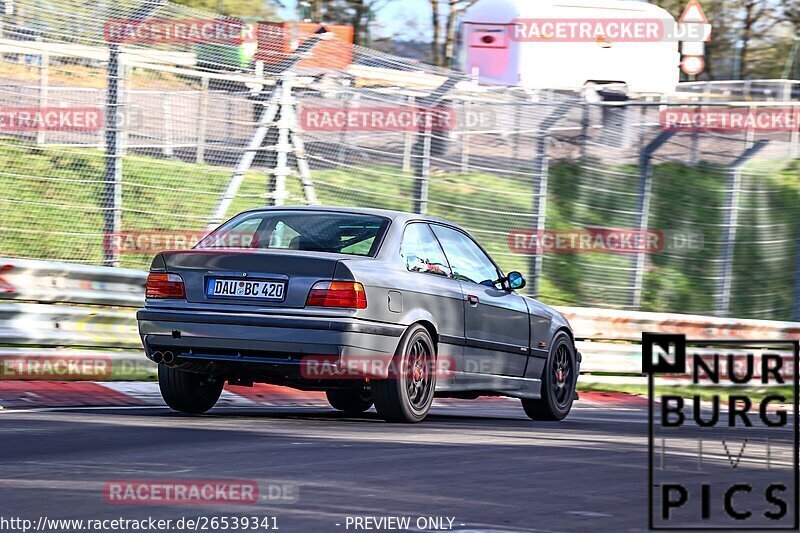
xmin=160 ymin=250 xmax=342 ymax=308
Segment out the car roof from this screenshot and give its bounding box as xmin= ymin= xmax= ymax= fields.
xmin=240 ymin=205 xmax=465 ymax=230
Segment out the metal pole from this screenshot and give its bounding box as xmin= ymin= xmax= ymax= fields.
xmin=792 ymin=221 xmax=800 ymax=321
xmin=196 ymin=76 xmax=208 ymax=164
xmin=512 ymin=105 xmax=521 ymax=160
xmin=402 ymin=95 xmax=415 ymax=172
xmin=717 ymin=166 xmax=743 ymax=318
xmin=579 ymin=101 xmax=589 ymax=160
xmin=103 ymin=0 xmax=162 ymax=265
xmin=270 ymin=75 xmax=293 ymax=207
xmin=120 ymin=64 xmax=131 ymax=156
xmin=103 ymin=42 xmax=122 ymax=267
xmin=784 ymin=81 xmax=799 ymax=159
xmin=732 ymin=40 xmax=744 ymax=80
xmin=162 ymin=93 xmax=174 ymax=158
xmin=36 ymin=47 xmax=48 ymax=146
xmin=630 ymin=131 xmax=674 ymax=309
xmin=335 ymin=88 xmax=353 ymax=166
xmin=412 ymin=111 xmax=432 ymax=214
xmin=781 ymin=37 xmax=800 ymax=80
xmin=530 ymin=133 xmax=549 ymax=299
xmin=637 ymin=103 xmax=647 ymax=153
xmin=529 ymin=99 xmax=575 ymax=298
xmin=410 ymin=74 xmax=465 ymax=214
xmin=284 ymin=98 xmax=318 ymax=205
xmin=745 ymin=103 xmax=755 ymax=150
xmin=717 ymin=140 xmax=769 ymax=317
xmin=460 ymin=100 xmax=470 ymax=173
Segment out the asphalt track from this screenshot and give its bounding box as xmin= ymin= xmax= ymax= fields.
xmin=0 ymin=396 xmax=795 ymax=533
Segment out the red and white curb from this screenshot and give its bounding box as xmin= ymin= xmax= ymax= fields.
xmin=0 ymin=382 xmax=328 ymax=409
xmin=0 ymin=381 xmax=647 ymax=410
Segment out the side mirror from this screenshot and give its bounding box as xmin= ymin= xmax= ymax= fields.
xmin=507 ymin=271 xmax=526 ymax=290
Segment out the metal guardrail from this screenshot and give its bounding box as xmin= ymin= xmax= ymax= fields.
xmin=0 ymin=258 xmax=146 ymax=379
xmin=558 ymin=306 xmax=800 ymax=342
xmin=575 ymin=341 xmax=795 ymax=374
xmin=0 ymin=303 xmax=140 ymax=348
xmin=0 ymin=258 xmax=146 ymax=306
xmin=1 ymin=257 xmax=799 ymax=380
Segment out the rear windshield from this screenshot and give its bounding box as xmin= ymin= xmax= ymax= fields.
xmin=196 ymin=211 xmax=391 ymax=257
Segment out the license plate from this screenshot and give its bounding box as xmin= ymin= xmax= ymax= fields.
xmin=207 ymin=278 xmax=286 ymax=300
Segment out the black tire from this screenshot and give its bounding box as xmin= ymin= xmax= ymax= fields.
xmin=372 ymin=324 xmax=436 ymax=423
xmin=521 ymin=332 xmax=577 ymax=421
xmin=326 ymin=388 xmax=373 ymax=413
xmin=158 ymin=365 xmax=224 ymax=414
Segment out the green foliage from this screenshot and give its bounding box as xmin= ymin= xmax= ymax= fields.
xmin=170 ymin=0 xmax=277 ymax=19
xmin=1 ymin=143 xmax=799 ymax=319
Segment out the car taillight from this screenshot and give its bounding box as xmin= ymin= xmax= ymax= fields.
xmin=306 ymin=281 xmax=367 ymax=309
xmin=146 ymin=272 xmax=186 ymax=299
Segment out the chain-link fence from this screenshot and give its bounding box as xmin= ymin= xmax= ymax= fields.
xmin=1 ymin=0 xmax=799 ymax=321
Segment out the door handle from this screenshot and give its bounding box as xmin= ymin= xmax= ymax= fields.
xmin=467 ymin=294 xmax=479 ymax=307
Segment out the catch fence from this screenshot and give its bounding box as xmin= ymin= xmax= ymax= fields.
xmin=0 ymin=0 xmax=799 ymax=320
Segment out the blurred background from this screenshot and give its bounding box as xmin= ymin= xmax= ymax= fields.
xmin=0 ymin=0 xmax=798 ymax=388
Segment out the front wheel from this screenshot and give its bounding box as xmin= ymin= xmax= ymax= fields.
xmin=372 ymin=324 xmax=436 ymax=423
xmin=521 ymin=332 xmax=577 ymax=421
xmin=158 ymin=365 xmax=224 ymax=414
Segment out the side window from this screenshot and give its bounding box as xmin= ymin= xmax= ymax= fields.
xmin=197 ymin=217 xmax=261 ymax=249
xmin=400 ymin=223 xmax=451 ymax=278
xmin=430 ymin=225 xmax=500 ymax=287
xmin=269 ymin=221 xmax=300 ymax=248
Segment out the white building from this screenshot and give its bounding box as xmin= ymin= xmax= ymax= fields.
xmin=457 ymin=0 xmax=681 ymax=94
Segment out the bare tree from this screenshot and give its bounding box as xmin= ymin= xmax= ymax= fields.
xmin=428 ymin=0 xmax=478 ymax=67
xmin=430 ymin=0 xmax=441 ymax=66
xmin=349 ymin=0 xmax=368 ymax=45
xmin=649 ymin=0 xmax=777 ymax=80
xmin=350 ymin=0 xmax=390 ymax=46
xmin=443 ymin=0 xmax=478 ymax=66
xmin=312 ymin=0 xmax=324 ymax=20
xmin=313 ymin=0 xmax=389 ymax=45
xmin=780 ymin=0 xmax=800 ymax=32
xmin=738 ymin=0 xmax=773 ymax=78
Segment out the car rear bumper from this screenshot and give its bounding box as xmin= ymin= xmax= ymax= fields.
xmin=137 ymin=308 xmax=404 ymax=379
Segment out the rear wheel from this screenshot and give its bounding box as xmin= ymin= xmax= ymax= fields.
xmin=372 ymin=324 xmax=436 ymax=423
xmin=158 ymin=365 xmax=223 ymax=414
xmin=521 ymin=332 xmax=576 ymax=421
xmin=326 ymin=388 xmax=373 ymax=413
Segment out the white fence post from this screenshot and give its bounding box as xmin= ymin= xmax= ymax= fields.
xmin=197 ymin=77 xmax=209 ymax=164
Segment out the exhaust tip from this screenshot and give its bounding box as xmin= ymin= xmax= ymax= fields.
xmin=162 ymin=351 xmax=175 ymax=364
xmin=152 ymin=351 xmax=163 ymax=364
